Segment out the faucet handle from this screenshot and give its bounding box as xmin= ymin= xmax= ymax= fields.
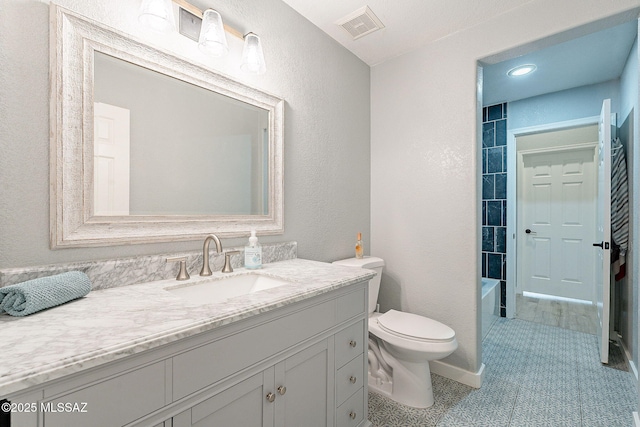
xmin=167 ymin=256 xmax=190 ymax=281
xmin=222 ymin=251 xmax=241 ymax=273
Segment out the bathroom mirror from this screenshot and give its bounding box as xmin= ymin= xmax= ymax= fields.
xmin=50 ymin=6 xmax=284 ymax=248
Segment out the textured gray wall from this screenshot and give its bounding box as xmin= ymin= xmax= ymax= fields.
xmin=0 ymin=0 xmax=370 ymax=268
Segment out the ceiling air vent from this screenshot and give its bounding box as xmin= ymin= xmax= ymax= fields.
xmin=336 ymin=6 xmax=385 ymax=40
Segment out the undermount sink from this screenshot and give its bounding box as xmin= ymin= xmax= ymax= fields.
xmin=167 ymin=274 xmax=292 ymax=305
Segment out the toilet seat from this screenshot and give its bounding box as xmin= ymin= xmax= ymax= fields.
xmin=377 ymin=310 xmax=455 ymax=343
xmin=369 ymin=310 xmax=458 ymax=376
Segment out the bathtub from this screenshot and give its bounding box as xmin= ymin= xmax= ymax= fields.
xmin=481 ymin=278 xmax=500 ymax=340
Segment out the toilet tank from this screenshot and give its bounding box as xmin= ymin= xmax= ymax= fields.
xmin=332 ymin=257 xmax=384 ymax=314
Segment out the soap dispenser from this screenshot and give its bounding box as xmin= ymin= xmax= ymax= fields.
xmin=244 ymin=230 xmax=262 ymax=269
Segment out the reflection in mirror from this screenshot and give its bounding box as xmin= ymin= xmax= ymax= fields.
xmin=93 ymin=52 xmax=270 ymax=216
xmin=50 ymin=5 xmax=284 ymax=248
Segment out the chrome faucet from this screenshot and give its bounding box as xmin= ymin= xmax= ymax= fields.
xmin=200 ymin=234 xmax=223 ymax=276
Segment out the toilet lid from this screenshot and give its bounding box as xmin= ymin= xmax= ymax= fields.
xmin=377 ymin=310 xmax=455 ymax=341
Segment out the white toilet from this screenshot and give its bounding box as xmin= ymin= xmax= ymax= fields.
xmin=332 ymin=256 xmax=458 ymax=408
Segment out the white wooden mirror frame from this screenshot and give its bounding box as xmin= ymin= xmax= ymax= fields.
xmin=50 ymin=5 xmax=284 ymax=248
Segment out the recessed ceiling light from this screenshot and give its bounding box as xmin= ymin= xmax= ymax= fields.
xmin=507 ymin=64 xmax=537 ymax=77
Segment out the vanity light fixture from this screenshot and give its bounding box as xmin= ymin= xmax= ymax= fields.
xmin=198 ymin=9 xmax=228 ymax=57
xmin=138 ymin=0 xmax=175 ymax=32
xmin=138 ymin=0 xmax=266 ymax=74
xmin=240 ymin=33 xmax=266 ymax=75
xmin=507 ymin=64 xmax=537 ymax=77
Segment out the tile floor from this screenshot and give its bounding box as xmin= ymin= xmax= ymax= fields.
xmin=515 ymin=293 xmax=598 ymax=335
xmin=368 ymin=318 xmax=638 ymax=426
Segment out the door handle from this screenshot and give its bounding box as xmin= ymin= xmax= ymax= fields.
xmin=525 ymin=229 xmax=536 ymax=235
xmin=593 ymin=242 xmax=610 ymax=249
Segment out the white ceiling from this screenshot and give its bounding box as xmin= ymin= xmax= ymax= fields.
xmin=280 ymin=1 xmax=638 ymax=105
xmin=280 ymin=0 xmax=534 ymax=66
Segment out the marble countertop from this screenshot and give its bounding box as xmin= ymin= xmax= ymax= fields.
xmin=0 ymin=258 xmax=374 ymax=397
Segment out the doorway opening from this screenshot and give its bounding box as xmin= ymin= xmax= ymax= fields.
xmin=478 ymin=16 xmax=637 ymax=375
xmin=509 ymin=120 xmax=601 ymax=337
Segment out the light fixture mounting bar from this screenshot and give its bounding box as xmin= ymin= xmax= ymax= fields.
xmin=171 ymin=0 xmax=244 ymax=40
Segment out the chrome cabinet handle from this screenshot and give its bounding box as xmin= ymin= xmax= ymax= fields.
xmin=349 ymin=376 xmax=357 ymax=384
xmin=349 ymin=412 xmax=356 ymax=419
xmin=266 ymin=392 xmax=275 ymax=403
xmin=349 ymin=340 xmax=357 ymax=348
xmin=277 ymin=386 xmax=287 ymax=395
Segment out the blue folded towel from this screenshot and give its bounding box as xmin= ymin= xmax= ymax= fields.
xmin=0 ymin=271 xmax=92 ymax=317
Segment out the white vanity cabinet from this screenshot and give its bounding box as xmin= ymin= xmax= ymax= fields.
xmin=4 ymin=281 xmax=369 ymax=427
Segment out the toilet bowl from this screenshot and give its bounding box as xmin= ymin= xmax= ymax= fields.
xmin=332 ymin=256 xmax=458 ymax=408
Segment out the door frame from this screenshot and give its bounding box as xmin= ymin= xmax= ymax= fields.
xmin=506 ymin=115 xmax=600 ymax=318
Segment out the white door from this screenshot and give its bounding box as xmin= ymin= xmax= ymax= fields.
xmin=519 ymin=146 xmax=596 ymax=301
xmin=595 ymin=99 xmax=612 ymax=364
xmin=93 ymin=103 xmax=130 ymax=216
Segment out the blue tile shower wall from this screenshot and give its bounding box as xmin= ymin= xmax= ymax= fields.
xmin=482 ymin=103 xmax=507 ymax=316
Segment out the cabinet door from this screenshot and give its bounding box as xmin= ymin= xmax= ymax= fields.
xmin=173 ymin=369 xmax=274 ymax=427
xmin=274 ymin=340 xmax=330 ymax=427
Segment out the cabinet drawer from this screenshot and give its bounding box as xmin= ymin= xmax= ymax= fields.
xmin=336 ymin=387 xmax=364 ymax=427
xmin=336 ymin=287 xmax=366 ymax=323
xmin=336 ymin=353 xmax=365 ymax=406
xmin=334 ymin=320 xmax=364 ymax=368
xmin=43 ymin=361 xmax=165 ymax=427
xmin=173 ymin=299 xmax=336 ymax=400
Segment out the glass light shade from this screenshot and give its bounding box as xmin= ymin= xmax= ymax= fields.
xmin=240 ymin=33 xmax=266 ymax=75
xmin=198 ymin=9 xmax=229 ymax=57
xmin=138 ymin=0 xmax=175 ymax=33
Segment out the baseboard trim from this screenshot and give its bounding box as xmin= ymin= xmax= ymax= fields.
xmin=430 ymin=360 xmax=485 ymax=388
